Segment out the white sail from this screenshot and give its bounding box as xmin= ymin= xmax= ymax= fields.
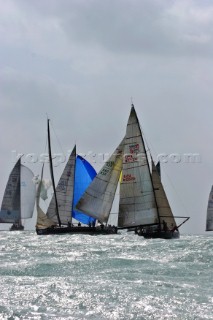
xmin=46 ymin=145 xmax=76 ymax=225
xmin=118 ymin=106 xmax=158 ymax=228
xmin=0 ymin=159 xmax=21 ymax=223
xmin=206 ymin=186 xmax=213 ymax=231
xmin=75 ymin=139 xmax=125 ymax=223
xmin=20 ymin=165 xmax=36 ymax=220
xmin=36 ymin=165 xmax=56 ymax=229
xmin=151 ymin=160 xmax=177 ymax=229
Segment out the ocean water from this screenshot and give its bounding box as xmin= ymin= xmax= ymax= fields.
xmin=0 ymin=232 xmax=212 ymax=320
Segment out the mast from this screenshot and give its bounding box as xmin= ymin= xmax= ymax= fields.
xmin=47 ymin=119 xmax=61 ymax=226
xmin=132 ymin=104 xmax=161 ymax=228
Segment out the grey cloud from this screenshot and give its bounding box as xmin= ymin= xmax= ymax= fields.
xmin=13 ymin=0 xmax=213 ymax=57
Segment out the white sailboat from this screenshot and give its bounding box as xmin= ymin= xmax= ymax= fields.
xmin=76 ymin=104 xmax=190 ymax=239
xmin=0 ymin=158 xmax=36 ymax=230
xmin=36 ymin=119 xmax=117 ymax=235
xmin=206 ymin=186 xmax=213 ymax=231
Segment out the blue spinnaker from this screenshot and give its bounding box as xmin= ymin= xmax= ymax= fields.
xmin=72 ymin=155 xmax=96 ymax=225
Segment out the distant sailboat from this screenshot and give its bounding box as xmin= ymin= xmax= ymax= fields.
xmin=36 ymin=119 xmax=117 ymax=235
xmin=0 ymin=158 xmax=36 ymax=230
xmin=206 ymin=186 xmax=213 ymax=231
xmin=76 ymin=104 xmax=190 ymax=239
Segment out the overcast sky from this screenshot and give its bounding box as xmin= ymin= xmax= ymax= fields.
xmin=0 ymin=0 xmax=213 ymax=234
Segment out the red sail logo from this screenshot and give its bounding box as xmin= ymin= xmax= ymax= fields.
xmin=129 ymin=144 xmax=139 ymax=154
xmin=123 ymin=174 xmax=136 ymax=182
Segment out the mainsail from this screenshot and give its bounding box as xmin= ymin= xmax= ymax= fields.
xmin=0 ymin=159 xmax=36 ymax=223
xmin=118 ymin=105 xmax=159 ymax=228
xmin=75 ymin=139 xmax=125 ymax=223
xmin=206 ymin=186 xmax=213 ymax=231
xmin=0 ymin=159 xmax=21 ymax=223
xmin=46 ymin=145 xmax=76 ymax=225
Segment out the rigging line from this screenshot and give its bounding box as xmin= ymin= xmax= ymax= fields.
xmin=161 ymin=168 xmax=190 ymax=217
xmin=140 ymin=124 xmax=156 ymax=161
xmin=49 ymin=120 xmax=66 ymax=158
xmin=44 ymin=113 xmax=49 ymax=153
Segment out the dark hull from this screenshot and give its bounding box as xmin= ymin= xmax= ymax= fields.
xmin=137 ymin=230 xmax=180 ymax=239
xmin=36 ymin=226 xmax=117 ymax=235
xmin=10 ymin=224 xmax=24 ymax=231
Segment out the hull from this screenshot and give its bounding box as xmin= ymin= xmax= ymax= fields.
xmin=36 ymin=225 xmax=118 ymax=235
xmin=10 ymin=223 xmax=24 ymax=231
xmin=137 ymin=229 xmax=180 ymax=239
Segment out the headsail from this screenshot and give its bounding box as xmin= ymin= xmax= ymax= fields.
xmin=36 ymin=165 xmax=56 ymax=229
xmin=46 ymin=145 xmax=76 ymax=225
xmin=151 ymin=160 xmax=177 ymax=229
xmin=72 ymin=155 xmax=97 ymax=225
xmin=0 ymin=159 xmax=21 ymax=223
xmin=206 ymin=186 xmax=213 ymax=231
xmin=20 ymin=165 xmax=36 ymax=220
xmin=75 ymin=139 xmax=125 ymax=223
xmin=118 ymin=105 xmax=158 ymax=228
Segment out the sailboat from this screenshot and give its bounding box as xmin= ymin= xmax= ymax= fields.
xmin=76 ymin=104 xmax=190 ymax=239
xmin=0 ymin=158 xmax=36 ymax=231
xmin=35 ymin=119 xmax=117 ymax=235
xmin=206 ymin=186 xmax=213 ymax=231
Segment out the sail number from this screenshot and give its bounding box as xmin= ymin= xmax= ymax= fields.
xmin=58 ymin=179 xmax=67 ymax=192
xmin=100 ymin=161 xmax=114 ymax=176
xmin=124 ymin=155 xmax=137 ymax=163
xmin=123 ymin=174 xmax=136 ymax=182
xmin=129 ymin=144 xmax=140 ymax=154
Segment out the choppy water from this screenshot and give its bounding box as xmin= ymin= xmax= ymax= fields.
xmin=0 ymin=232 xmax=212 ymax=320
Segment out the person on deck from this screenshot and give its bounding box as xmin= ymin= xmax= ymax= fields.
xmin=162 ymin=220 xmax=168 ymax=232
xmin=92 ymin=221 xmax=95 ymax=228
